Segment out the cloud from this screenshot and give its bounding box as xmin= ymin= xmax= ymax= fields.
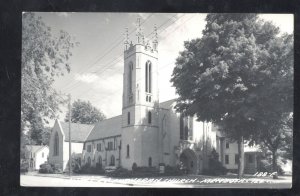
xmin=75 ymin=73 xmax=100 ymax=83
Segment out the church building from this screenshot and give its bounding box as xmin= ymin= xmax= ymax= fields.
xmin=48 ymin=20 xmax=260 ymax=174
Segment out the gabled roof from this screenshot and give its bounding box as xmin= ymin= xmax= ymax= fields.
xmin=25 ymin=145 xmax=48 ymax=153
xmin=85 ymin=115 xmax=122 ymax=141
xmin=159 ymin=99 xmax=176 ymax=110
xmin=59 ymin=122 xmax=94 ymax=142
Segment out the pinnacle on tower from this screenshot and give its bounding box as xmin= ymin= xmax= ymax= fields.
xmin=152 ymin=24 xmax=158 ymax=51
xmin=136 ymin=17 xmax=144 ymax=44
xmin=124 ymin=27 xmax=129 ymax=51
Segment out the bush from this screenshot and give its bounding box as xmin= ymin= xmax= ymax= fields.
xmin=204 ymin=149 xmax=227 ymax=176
xmin=257 ymin=159 xmax=285 ymax=175
xmin=132 ymin=162 xmax=137 ymax=171
xmin=107 ymin=167 xmax=132 ymax=178
xmin=39 ymin=163 xmax=54 ymax=174
xmin=164 ymin=165 xmax=184 ymax=176
xmin=20 ymin=161 xmax=29 ymax=173
xmin=76 ymin=164 xmax=105 ymax=174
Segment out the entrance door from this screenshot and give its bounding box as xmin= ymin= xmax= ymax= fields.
xmin=179 ymin=149 xmax=197 ymax=174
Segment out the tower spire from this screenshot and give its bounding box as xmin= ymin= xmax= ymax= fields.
xmin=152 ymin=24 xmax=158 ymax=51
xmin=136 ymin=17 xmax=144 ymax=44
xmin=124 ymin=27 xmax=129 ymax=51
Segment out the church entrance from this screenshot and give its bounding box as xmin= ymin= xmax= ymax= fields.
xmin=179 ymin=149 xmax=197 ymax=174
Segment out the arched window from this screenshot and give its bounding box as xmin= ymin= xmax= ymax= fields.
xmin=110 ymin=155 xmax=115 ymax=166
xmin=98 ymin=156 xmax=102 ymax=168
xmin=54 ymin=132 xmax=59 ymax=156
xmin=148 ymin=157 xmax=152 ymax=167
xmin=87 ymin=156 xmax=91 ymax=167
xmin=145 ymin=61 xmax=152 ymax=93
xmin=127 ymin=144 xmax=130 ymax=158
xmin=148 ymin=111 xmax=152 ymax=124
xmin=128 ymin=62 xmax=133 ymax=94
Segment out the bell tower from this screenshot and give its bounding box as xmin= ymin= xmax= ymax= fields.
xmin=121 ymin=18 xmax=160 ymax=169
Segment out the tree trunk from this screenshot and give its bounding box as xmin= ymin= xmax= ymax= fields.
xmin=272 ymin=150 xmax=277 ymax=173
xmin=237 ymin=136 xmax=244 ymax=179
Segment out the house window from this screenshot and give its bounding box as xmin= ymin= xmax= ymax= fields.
xmin=235 ymin=154 xmax=239 ymax=165
xmin=148 ymin=157 xmax=152 ymax=167
xmin=226 ymin=142 xmax=229 ymax=149
xmin=248 ymin=154 xmax=254 ymax=163
xmin=127 ymin=112 xmax=130 ymax=125
xmin=110 ymin=155 xmax=115 ymax=166
xmin=54 ymin=132 xmax=59 ymax=156
xmin=127 ymin=145 xmax=130 ymax=158
xmin=42 ymin=152 xmax=44 ymax=158
xmin=128 ymin=62 xmax=133 ymax=94
xmin=107 ymin=141 xmax=114 ymax=150
xmin=87 ymin=145 xmax=91 ymax=152
xmin=148 ymin=111 xmax=152 ymax=124
xmin=225 ymin=155 xmax=229 ymax=164
xmin=145 ymin=61 xmax=152 ymax=93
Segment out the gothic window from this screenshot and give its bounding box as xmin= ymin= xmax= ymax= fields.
xmin=127 ymin=112 xmax=130 ymax=125
xmin=226 ymin=142 xmax=229 ymax=149
xmin=98 ymin=156 xmax=102 ymax=167
xmin=54 ymin=132 xmax=59 ymax=156
xmin=87 ymin=156 xmax=91 ymax=167
xmin=128 ymin=62 xmax=133 ymax=94
xmin=148 ymin=157 xmax=152 ymax=167
xmin=127 ymin=144 xmax=130 ymax=158
xmin=148 ymin=111 xmax=152 ymax=124
xmin=110 ymin=155 xmax=115 ymax=166
xmin=145 ymin=61 xmax=152 ymax=93
xmin=87 ymin=145 xmax=91 ymax=152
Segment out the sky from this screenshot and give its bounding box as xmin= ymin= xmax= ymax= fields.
xmin=33 ymin=13 xmax=294 ymax=126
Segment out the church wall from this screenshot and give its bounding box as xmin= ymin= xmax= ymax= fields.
xmin=48 ymin=120 xmax=64 ymax=170
xmin=83 ymin=136 xmax=121 ymax=168
xmin=62 ymin=141 xmax=84 ymax=171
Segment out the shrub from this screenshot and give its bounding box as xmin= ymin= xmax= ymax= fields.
xmin=39 ymin=163 xmax=54 ymax=174
xmin=257 ymin=159 xmax=285 ymax=175
xmin=76 ymin=164 xmax=105 ymax=174
xmin=164 ymin=165 xmax=184 ymax=176
xmin=132 ymin=162 xmax=137 ymax=171
xmin=107 ymin=167 xmax=132 ymax=178
xmin=20 ymin=161 xmax=29 ymax=173
xmin=204 ymin=149 xmax=227 ymax=176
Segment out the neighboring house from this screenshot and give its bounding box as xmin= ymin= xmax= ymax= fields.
xmin=48 ymin=120 xmax=93 ymax=172
xmin=216 ymin=131 xmax=261 ymax=174
xmin=25 ymin=145 xmax=49 ymax=170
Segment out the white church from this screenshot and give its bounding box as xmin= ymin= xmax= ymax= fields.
xmin=48 ymin=21 xmax=260 ymax=175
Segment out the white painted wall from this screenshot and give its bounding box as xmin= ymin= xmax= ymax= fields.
xmin=34 ymin=147 xmax=49 ymax=170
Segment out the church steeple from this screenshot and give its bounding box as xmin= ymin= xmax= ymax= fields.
xmin=152 ymin=25 xmax=158 ymax=51
xmin=136 ymin=18 xmax=144 ymax=44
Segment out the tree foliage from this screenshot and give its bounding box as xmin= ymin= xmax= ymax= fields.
xmin=65 ymin=99 xmax=106 ymax=124
xmin=21 ymin=13 xmax=77 ymax=144
xmin=171 ymin=14 xmax=293 ymax=176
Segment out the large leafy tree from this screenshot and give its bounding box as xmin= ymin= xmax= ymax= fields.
xmin=22 ymin=13 xmax=77 ymax=145
xmin=65 ymin=99 xmax=106 ymax=124
xmin=171 ymin=14 xmax=293 ymax=178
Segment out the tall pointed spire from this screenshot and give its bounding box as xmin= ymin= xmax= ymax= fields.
xmin=124 ymin=27 xmax=129 ymax=51
xmin=152 ymin=24 xmax=158 ymax=51
xmin=136 ymin=17 xmax=144 ymax=44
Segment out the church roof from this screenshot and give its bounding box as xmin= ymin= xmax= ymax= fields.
xmin=59 ymin=122 xmax=94 ymax=142
xmin=25 ymin=145 xmax=48 ymax=153
xmin=85 ymin=115 xmax=122 ymax=142
xmin=159 ymin=99 xmax=177 ymax=110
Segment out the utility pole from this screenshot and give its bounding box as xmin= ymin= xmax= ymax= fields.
xmin=68 ymin=94 xmax=72 ymax=176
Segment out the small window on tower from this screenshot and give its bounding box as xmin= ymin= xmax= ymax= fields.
xmin=226 ymin=141 xmax=229 ymax=149
xmin=128 ymin=112 xmax=130 ymax=125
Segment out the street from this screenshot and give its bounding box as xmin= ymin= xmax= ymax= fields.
xmin=20 ymin=173 xmax=292 ymax=188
